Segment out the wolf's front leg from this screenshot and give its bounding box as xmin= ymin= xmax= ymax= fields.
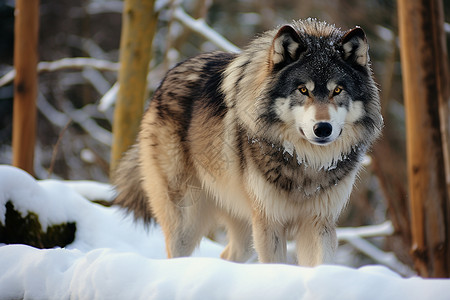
xmin=295 ymin=217 xmax=337 ymax=266
xmin=220 ymin=214 xmax=254 ymax=262
xmin=252 ymin=212 xmax=287 ymax=263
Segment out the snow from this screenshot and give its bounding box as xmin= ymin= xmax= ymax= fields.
xmin=1 ymin=165 xmax=449 ymax=299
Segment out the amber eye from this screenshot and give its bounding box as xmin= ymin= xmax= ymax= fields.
xmin=333 ymin=87 xmax=342 ymax=96
xmin=299 ymin=87 xmax=309 ymax=95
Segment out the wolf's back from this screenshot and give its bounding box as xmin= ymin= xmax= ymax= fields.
xmin=112 ymin=52 xmax=237 ymax=224
xmin=112 ymin=145 xmax=153 ymax=222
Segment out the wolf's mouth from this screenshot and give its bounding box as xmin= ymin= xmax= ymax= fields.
xmin=300 ymin=127 xmax=343 ymax=146
xmin=314 ymin=138 xmax=332 ymax=145
xmin=299 ymin=128 xmax=305 ymax=136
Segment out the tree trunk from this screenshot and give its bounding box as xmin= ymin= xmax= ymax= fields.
xmin=111 ymin=0 xmax=157 ymax=172
xmin=397 ymin=0 xmax=450 ymax=277
xmin=12 ymin=0 xmax=40 ymax=176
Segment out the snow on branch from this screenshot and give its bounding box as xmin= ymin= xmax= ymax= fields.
xmin=98 ymin=82 xmax=120 ymax=112
xmin=337 ymin=221 xmax=394 ymax=240
xmin=337 ymin=221 xmax=415 ymax=276
xmin=86 ymin=1 xmax=123 ymax=14
xmin=172 ymin=7 xmax=241 ymax=53
xmin=0 ymin=58 xmax=119 ymax=87
xmin=345 ymin=236 xmax=415 ymax=277
xmin=61 ymin=101 xmax=112 ymax=147
xmin=37 ymin=93 xmax=112 ymax=147
xmin=84 ymin=0 xmax=172 ymax=15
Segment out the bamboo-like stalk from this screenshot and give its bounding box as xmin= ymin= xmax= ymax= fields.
xmin=12 ymin=0 xmax=40 ymax=176
xmin=110 ymin=0 xmax=158 ymax=172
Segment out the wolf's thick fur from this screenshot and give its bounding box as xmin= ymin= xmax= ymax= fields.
xmin=114 ymin=19 xmax=383 ymax=266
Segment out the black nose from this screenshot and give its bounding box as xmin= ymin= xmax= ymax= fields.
xmin=313 ymin=122 xmax=333 ymax=138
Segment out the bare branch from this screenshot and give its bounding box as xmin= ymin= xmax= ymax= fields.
xmin=86 ymin=1 xmax=123 ymax=14
xmin=37 ymin=92 xmax=70 ymax=128
xmin=0 ymin=58 xmax=119 ymax=87
xmin=344 ymin=236 xmax=415 ymax=277
xmin=98 ymin=82 xmax=119 ymax=112
xmin=337 ymin=221 xmax=394 ymax=240
xmin=61 ymin=100 xmax=112 ymax=147
xmin=85 ymin=0 xmax=173 ymax=15
xmin=335 ymin=221 xmax=415 ymax=276
xmin=173 ymin=7 xmax=240 ymax=53
xmin=82 ymin=68 xmax=112 ymax=95
xmin=48 ymin=120 xmax=72 ymax=178
xmin=37 ymin=92 xmax=112 ymax=146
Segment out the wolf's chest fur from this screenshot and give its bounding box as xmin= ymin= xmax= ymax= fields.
xmin=245 ymin=136 xmax=362 ymax=197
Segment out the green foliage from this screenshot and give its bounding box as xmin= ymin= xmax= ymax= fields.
xmin=0 ymin=201 xmax=76 ymax=249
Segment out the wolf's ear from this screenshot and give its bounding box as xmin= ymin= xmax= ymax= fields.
xmin=340 ymin=27 xmax=369 ymax=67
xmin=269 ymin=25 xmax=305 ymax=71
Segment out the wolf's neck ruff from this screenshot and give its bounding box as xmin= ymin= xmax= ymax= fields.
xmin=247 ymin=136 xmax=365 ymax=170
xmin=246 ymin=134 xmax=363 ymax=197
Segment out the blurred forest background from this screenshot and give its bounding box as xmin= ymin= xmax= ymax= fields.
xmin=0 ymin=0 xmax=449 ymax=273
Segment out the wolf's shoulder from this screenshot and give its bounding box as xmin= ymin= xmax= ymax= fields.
xmin=155 ymin=51 xmax=237 ymax=96
xmin=150 ymin=51 xmax=237 ymax=122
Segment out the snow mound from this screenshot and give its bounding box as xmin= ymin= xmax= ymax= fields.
xmin=0 ymin=165 xmax=449 ymax=299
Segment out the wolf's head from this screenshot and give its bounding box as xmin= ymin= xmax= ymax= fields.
xmin=223 ymin=19 xmax=382 ymax=158
xmin=261 ymin=20 xmax=382 ymax=148
xmin=222 ymin=20 xmax=378 ymax=153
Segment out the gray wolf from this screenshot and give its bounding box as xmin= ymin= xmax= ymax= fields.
xmin=113 ymin=19 xmax=383 ymax=266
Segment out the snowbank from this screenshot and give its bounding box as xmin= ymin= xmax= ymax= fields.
xmin=0 ymin=165 xmax=449 ymax=299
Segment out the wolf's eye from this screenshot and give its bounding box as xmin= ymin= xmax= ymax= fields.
xmin=333 ymin=87 xmax=342 ymax=96
xmin=299 ymin=87 xmax=309 ymax=96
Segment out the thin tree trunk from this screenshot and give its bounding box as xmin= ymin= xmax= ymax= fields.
xmin=397 ymin=0 xmax=450 ymax=277
xmin=12 ymin=0 xmax=40 ymax=176
xmin=371 ymin=33 xmax=412 ymax=267
xmin=111 ymin=0 xmax=157 ymax=172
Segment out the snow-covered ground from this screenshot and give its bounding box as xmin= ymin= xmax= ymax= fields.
xmin=1 ymin=165 xmax=449 ymax=299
